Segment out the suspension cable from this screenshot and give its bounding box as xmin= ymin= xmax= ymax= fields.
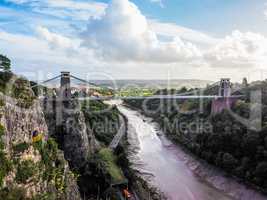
xmin=70 ymin=75 xmax=113 ymax=90
xmin=31 ymin=75 xmax=61 ymax=88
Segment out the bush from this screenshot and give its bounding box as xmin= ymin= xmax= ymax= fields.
xmin=15 ymin=160 xmax=36 ymax=184
xmin=222 ymin=153 xmax=238 ymax=172
xmin=0 ymin=186 xmax=28 ymax=200
xmin=0 ymin=98 xmax=5 ymax=107
xmin=0 ymin=54 xmax=11 ymax=71
xmin=0 ymin=71 xmax=13 ymax=94
xmin=12 ymin=78 xmax=35 ymax=108
xmin=255 ymin=162 xmax=267 ymax=179
xmin=0 ymin=124 xmax=5 ymax=150
xmin=0 ymin=124 xmax=12 ymax=187
xmin=0 ymin=151 xmax=12 ymax=187
xmin=13 ymin=142 xmax=30 ymax=155
xmin=98 ymin=148 xmax=125 ymax=184
xmin=32 ymin=192 xmax=56 ymax=200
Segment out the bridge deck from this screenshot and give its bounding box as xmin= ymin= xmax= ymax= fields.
xmin=77 ymin=95 xmax=243 ymax=100
xmin=39 ymin=95 xmax=243 ymax=100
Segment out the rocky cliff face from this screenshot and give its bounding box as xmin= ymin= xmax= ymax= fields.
xmin=43 ymin=99 xmax=99 ymax=170
xmin=0 ymin=94 xmax=81 ymax=200
xmin=1 ymin=95 xmax=47 ymax=151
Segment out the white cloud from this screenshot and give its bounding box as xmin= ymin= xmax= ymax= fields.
xmin=3 ymin=0 xmax=267 ymax=81
xmin=150 ymin=0 xmax=164 ymax=8
xmin=204 ymin=30 xmax=267 ymax=68
xmin=149 ymin=20 xmax=219 ymax=47
xmin=5 ymin=0 xmax=107 ymax=20
xmin=81 ymin=0 xmax=202 ymax=63
xmin=5 ymin=0 xmax=29 ymax=3
xmin=0 ymin=28 xmax=99 ymax=76
xmin=36 ymin=26 xmax=78 ymax=50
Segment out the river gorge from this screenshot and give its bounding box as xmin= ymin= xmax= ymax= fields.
xmin=117 ymin=104 xmax=267 ymax=200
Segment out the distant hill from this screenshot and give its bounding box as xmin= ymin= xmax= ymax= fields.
xmin=41 ymin=78 xmax=213 ymax=90
xmin=78 ymin=79 xmax=213 ymax=89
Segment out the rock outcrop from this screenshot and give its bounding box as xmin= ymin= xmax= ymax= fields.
xmin=43 ymin=99 xmax=99 ymax=169
xmin=0 ymin=94 xmax=81 ymax=200
xmin=1 ymin=95 xmax=47 ymax=151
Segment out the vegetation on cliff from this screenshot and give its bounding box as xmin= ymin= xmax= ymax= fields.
xmin=0 ymin=54 xmax=80 ymax=199
xmin=0 ymin=71 xmax=36 ymax=108
xmin=82 ymin=100 xmax=120 ymax=146
xmin=0 ymin=54 xmax=11 ymax=71
xmin=125 ymin=82 xmax=267 ymax=193
xmin=0 ymin=124 xmax=12 ymax=187
xmin=0 ymin=125 xmax=79 ymax=200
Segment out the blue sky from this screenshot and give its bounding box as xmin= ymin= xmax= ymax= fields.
xmin=1 ymin=0 xmax=267 ymax=81
xmin=1 ymin=0 xmax=267 ymax=35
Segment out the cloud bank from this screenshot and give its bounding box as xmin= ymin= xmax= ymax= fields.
xmin=5 ymin=0 xmax=107 ymax=20
xmin=80 ymin=0 xmax=202 ymax=63
xmin=2 ymin=0 xmax=267 ymax=81
xmin=204 ymin=30 xmax=267 ymax=68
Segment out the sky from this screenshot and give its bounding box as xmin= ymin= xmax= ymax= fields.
xmin=1 ymin=0 xmax=267 ymax=82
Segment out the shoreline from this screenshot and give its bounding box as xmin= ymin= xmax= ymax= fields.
xmin=116 ymin=104 xmax=167 ymax=200
xmin=122 ymin=103 xmax=267 ymax=200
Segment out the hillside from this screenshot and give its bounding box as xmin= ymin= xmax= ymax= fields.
xmin=0 ymin=73 xmax=81 ymax=199
xmin=125 ymin=82 xmax=267 ymax=194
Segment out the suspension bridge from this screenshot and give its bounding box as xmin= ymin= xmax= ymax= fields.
xmin=33 ymin=71 xmax=244 ymax=101
xmin=31 ymin=72 xmax=246 ymax=200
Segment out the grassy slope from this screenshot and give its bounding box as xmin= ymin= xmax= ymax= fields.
xmin=98 ymin=148 xmax=125 ymax=184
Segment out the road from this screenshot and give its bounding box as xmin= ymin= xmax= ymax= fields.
xmin=109 ymin=115 xmax=126 ymax=149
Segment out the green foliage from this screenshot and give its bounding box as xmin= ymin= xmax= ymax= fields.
xmin=82 ymin=100 xmax=120 ymax=145
xmin=222 ymin=153 xmax=238 ymax=172
xmin=32 ymin=192 xmax=56 ymax=200
xmin=255 ymin=162 xmax=267 ymax=179
xmin=125 ymin=83 xmax=267 ymax=192
xmin=15 ymin=160 xmax=37 ymax=184
xmin=12 ymin=78 xmax=36 ymax=108
xmin=0 ymin=54 xmax=11 ymax=71
xmin=13 ymin=142 xmax=30 ymax=155
xmin=0 ymin=71 xmax=13 ymax=94
xmin=0 ymin=151 xmax=12 ymax=187
xmin=118 ymin=88 xmax=155 ymax=97
xmin=0 ymin=98 xmax=5 ymax=107
xmin=0 ymin=70 xmax=36 ymax=108
xmin=0 ymin=186 xmax=29 ymax=200
xmin=98 ymin=148 xmax=125 ymax=184
xmin=0 ymin=124 xmax=12 ymax=187
xmin=0 ymin=124 xmax=4 ymax=149
xmin=33 ymin=138 xmax=67 ymax=194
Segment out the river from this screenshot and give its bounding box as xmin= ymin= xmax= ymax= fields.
xmin=117 ymin=104 xmax=267 ymax=200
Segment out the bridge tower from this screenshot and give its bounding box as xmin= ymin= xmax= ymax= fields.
xmin=212 ymin=78 xmax=235 ymax=114
xmin=218 ymin=78 xmax=231 ymax=97
xmin=55 ymin=72 xmax=71 ymax=126
xmin=60 ymin=71 xmax=71 ymax=100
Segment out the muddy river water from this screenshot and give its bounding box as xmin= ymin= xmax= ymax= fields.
xmin=117 ymin=105 xmax=267 ymax=200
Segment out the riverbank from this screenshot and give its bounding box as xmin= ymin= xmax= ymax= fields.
xmin=118 ymin=105 xmax=232 ymax=200
xmin=103 ymin=100 xmax=166 ymax=199
xmin=121 ymin=103 xmax=267 ymax=200
xmin=115 ymin=109 xmax=167 ymax=200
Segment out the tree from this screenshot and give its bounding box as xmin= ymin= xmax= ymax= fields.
xmin=242 ymin=77 xmax=248 ymax=87
xmin=222 ymin=153 xmax=238 ymax=172
xmin=179 ymin=86 xmax=187 ymax=93
xmin=255 ymin=162 xmax=267 ymax=179
xmin=242 ymin=133 xmax=260 ymax=156
xmin=0 ymin=54 xmax=11 ymax=71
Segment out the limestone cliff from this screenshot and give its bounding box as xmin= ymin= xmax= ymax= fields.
xmin=0 ymin=94 xmax=81 ymax=200
xmin=43 ymin=99 xmax=99 ymax=170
